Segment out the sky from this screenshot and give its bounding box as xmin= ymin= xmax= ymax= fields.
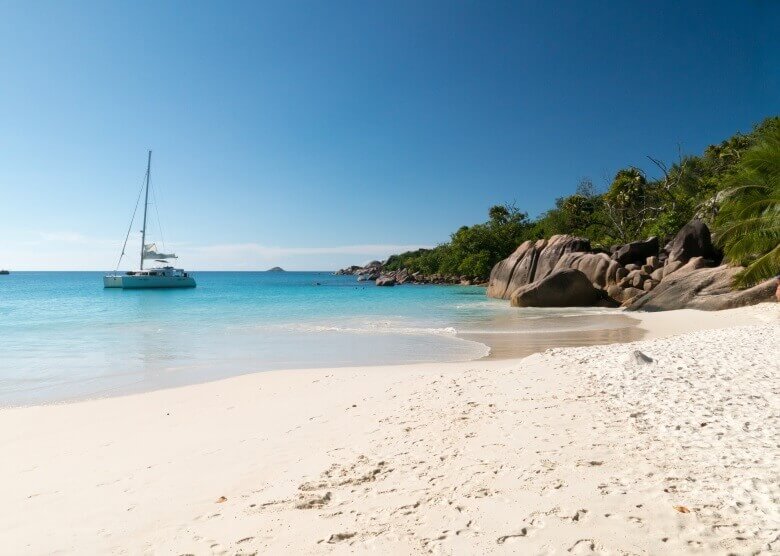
xmin=0 ymin=1 xmax=778 ymax=270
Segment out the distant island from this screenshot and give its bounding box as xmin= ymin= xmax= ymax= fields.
xmin=267 ymin=267 xmax=285 ymax=272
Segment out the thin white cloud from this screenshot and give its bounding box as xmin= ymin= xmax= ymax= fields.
xmin=0 ymin=233 xmax=432 ymax=270
xmin=190 ymin=243 xmax=430 ymax=257
xmin=186 ymin=242 xmax=432 ymax=270
xmin=16 ymin=231 xmax=119 ymax=247
xmin=38 ymin=231 xmax=89 ymax=243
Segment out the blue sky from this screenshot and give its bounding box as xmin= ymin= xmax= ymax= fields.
xmin=1 ymin=0 xmax=777 ymax=270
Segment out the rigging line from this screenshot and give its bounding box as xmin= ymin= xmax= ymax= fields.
xmin=115 ymin=173 xmax=147 ymax=271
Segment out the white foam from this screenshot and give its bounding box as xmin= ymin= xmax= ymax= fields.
xmin=274 ymin=321 xmax=459 ymax=337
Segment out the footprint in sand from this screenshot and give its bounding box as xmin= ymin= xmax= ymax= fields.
xmin=326 ymin=532 xmax=356 ymax=544
xmin=497 ymin=528 xmax=530 ymax=544
xmin=497 ymin=516 xmax=547 ymax=544
xmin=208 ymin=541 xmax=228 ymax=555
xmin=566 ymin=509 xmax=588 ymax=522
xmin=296 ymin=491 xmax=332 ymax=509
xmin=568 ymin=539 xmax=597 ymax=554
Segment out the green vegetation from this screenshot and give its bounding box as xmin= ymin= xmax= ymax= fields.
xmin=384 ymin=117 xmax=780 ymax=284
xmin=384 ymin=204 xmax=531 ymax=278
xmin=715 ymin=125 xmax=780 ymax=286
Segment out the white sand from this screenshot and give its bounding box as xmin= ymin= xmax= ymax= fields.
xmin=1 ymin=303 xmax=777 ymax=554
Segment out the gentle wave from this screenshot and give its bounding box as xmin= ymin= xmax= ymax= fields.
xmin=271 ymin=321 xmax=459 ymax=336
xmin=452 ymin=301 xmax=625 ymax=318
xmin=457 ymin=325 xmax=627 ymax=335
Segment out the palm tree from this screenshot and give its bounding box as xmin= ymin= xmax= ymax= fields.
xmin=715 ymin=125 xmax=780 ymax=287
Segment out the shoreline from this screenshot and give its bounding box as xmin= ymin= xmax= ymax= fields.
xmin=461 ymin=311 xmax=644 ymax=360
xmin=0 ymin=311 xmax=644 ymax=408
xmin=1 ymin=303 xmax=777 ymax=554
xmin=2 ymin=302 xmax=644 ymax=409
xmin=6 ymin=303 xmax=763 ymax=409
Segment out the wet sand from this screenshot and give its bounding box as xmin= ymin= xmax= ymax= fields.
xmin=459 ymin=311 xmax=644 ymax=359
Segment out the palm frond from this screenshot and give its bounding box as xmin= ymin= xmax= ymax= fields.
xmin=715 ymin=125 xmax=780 ymax=287
xmin=733 ymin=243 xmax=780 ymax=287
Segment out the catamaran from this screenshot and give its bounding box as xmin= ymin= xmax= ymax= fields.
xmin=104 ymin=151 xmax=196 ymax=289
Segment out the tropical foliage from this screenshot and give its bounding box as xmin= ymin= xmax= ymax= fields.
xmin=384 ymin=204 xmax=531 ymax=278
xmin=715 ymin=125 xmax=780 ymax=286
xmin=384 ymin=117 xmax=780 ymax=284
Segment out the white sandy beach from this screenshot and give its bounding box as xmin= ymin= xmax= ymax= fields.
xmin=1 ymin=303 xmax=777 ymax=555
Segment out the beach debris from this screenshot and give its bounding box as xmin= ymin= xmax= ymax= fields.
xmin=632 ymin=350 xmax=654 ymax=364
xmin=673 ymin=505 xmax=691 ymax=513
xmin=327 ymin=532 xmax=356 ymax=544
xmin=296 ymin=491 xmax=332 ymax=509
xmin=216 ymin=496 xmax=227 ymax=503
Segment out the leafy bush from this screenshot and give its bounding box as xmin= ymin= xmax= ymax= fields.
xmin=383 ymin=204 xmax=532 ymax=278
xmin=715 ymin=126 xmax=780 ymax=286
xmin=384 ymin=116 xmax=779 ymax=283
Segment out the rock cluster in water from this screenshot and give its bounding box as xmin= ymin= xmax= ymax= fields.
xmin=334 ymin=261 xmax=484 ymax=287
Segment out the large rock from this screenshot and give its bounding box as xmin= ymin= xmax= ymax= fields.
xmin=682 ymin=256 xmax=709 ymax=272
xmin=487 ymin=235 xmax=590 ymax=299
xmin=553 ymin=252 xmax=621 ymax=288
xmin=510 ymin=269 xmax=609 ymax=308
xmin=395 ymin=270 xmax=410 ymax=284
xmin=375 ymin=275 xmax=396 ymax=287
xmin=626 ymin=264 xmax=776 ymax=311
xmin=335 ymin=265 xmax=362 ymax=275
xmin=535 ymin=235 xmax=592 ymax=281
xmin=486 ymin=240 xmax=537 ymax=298
xmin=664 ymin=219 xmax=720 ymax=266
xmin=631 ymin=272 xmax=648 ymax=289
xmin=662 ymin=259 xmax=685 ymax=278
xmin=620 ymin=269 xmax=644 ymax=288
xmin=606 ymin=284 xmax=644 ymax=303
xmin=611 ymin=237 xmax=659 ymax=266
xmin=606 ymin=284 xmax=623 ymax=301
xmin=621 ymin=286 xmax=646 ymax=302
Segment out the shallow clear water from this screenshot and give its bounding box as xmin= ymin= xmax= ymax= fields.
xmin=0 ymin=271 xmax=639 ymax=405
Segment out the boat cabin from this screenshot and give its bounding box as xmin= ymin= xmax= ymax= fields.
xmin=126 ymin=267 xmax=190 ymax=278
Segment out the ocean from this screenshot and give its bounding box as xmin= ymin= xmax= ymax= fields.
xmin=0 ymin=271 xmax=640 ymax=406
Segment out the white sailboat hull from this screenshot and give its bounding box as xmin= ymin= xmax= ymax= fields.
xmin=104 ymin=273 xmax=196 ymax=289
xmin=103 ymin=276 xmax=123 ymax=288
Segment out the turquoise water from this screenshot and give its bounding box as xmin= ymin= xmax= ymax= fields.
xmin=0 ymin=272 xmax=635 ymax=406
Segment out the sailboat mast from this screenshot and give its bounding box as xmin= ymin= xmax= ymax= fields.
xmin=139 ymin=150 xmax=152 ymax=270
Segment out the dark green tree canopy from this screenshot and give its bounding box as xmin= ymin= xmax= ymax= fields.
xmin=383 ymin=116 xmax=779 ymax=283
